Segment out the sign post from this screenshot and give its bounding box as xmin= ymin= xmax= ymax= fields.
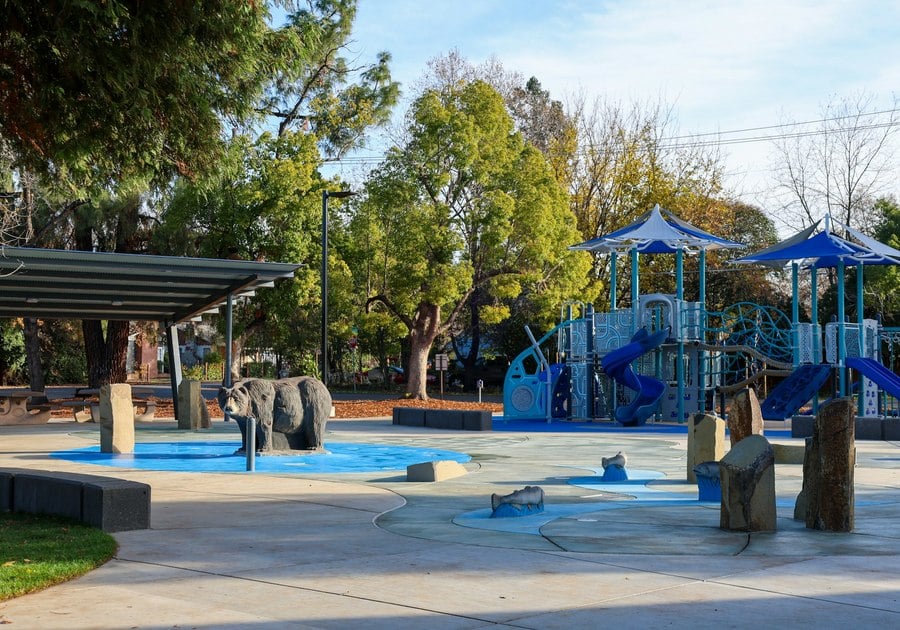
xmin=434 ymin=353 xmax=449 ymax=398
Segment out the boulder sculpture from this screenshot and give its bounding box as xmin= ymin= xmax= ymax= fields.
xmin=490 ymin=486 xmax=545 ymax=518
xmin=218 ymin=377 xmax=331 ymax=454
xmin=601 ymin=450 xmax=628 ymax=481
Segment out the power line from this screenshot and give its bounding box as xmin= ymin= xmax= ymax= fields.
xmin=664 ymin=107 xmax=900 ymax=141
xmin=323 ymin=109 xmax=900 ymax=165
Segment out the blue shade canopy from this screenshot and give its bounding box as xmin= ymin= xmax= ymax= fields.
xmin=570 ymin=204 xmax=745 ymax=254
xmin=733 ymin=219 xmax=900 ymax=268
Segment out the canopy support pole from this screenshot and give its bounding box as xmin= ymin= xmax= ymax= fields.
xmin=631 ymin=248 xmax=639 ymax=334
xmin=698 ymin=249 xmax=708 ymax=414
xmin=609 ymin=252 xmax=617 ymax=310
xmin=857 ymin=263 xmax=866 ymax=416
xmin=811 ymin=267 xmax=819 ymax=414
xmin=676 ymin=248 xmax=685 ymax=423
xmin=838 ymin=262 xmax=847 ymax=397
xmin=791 ymin=263 xmax=800 ymax=367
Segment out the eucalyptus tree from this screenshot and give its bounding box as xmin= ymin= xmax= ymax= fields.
xmin=156 ymin=0 xmax=399 ymax=380
xmin=358 ymin=79 xmax=594 ymax=399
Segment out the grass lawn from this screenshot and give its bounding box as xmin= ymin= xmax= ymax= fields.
xmin=0 ymin=512 xmax=117 ymax=601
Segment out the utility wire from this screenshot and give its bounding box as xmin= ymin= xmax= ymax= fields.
xmin=324 ymin=110 xmax=900 ymax=165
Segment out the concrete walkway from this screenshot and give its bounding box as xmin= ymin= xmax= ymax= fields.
xmin=1 ymin=417 xmax=899 ymax=628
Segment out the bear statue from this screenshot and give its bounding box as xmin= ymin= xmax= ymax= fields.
xmin=217 ymin=376 xmax=331 ymax=454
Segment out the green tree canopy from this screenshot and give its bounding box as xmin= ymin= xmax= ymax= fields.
xmin=357 ymin=79 xmax=594 ymax=398
xmin=0 ymin=0 xmax=298 ymax=190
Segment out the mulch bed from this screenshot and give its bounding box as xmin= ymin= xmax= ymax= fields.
xmin=49 ymin=396 xmax=502 ymax=420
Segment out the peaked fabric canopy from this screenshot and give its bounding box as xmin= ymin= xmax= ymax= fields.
xmin=733 ymin=219 xmax=900 ymax=268
xmin=570 ymin=204 xmax=745 ymax=254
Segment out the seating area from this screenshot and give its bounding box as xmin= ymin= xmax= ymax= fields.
xmin=0 ymin=388 xmax=157 ymax=425
xmin=0 ymin=391 xmax=53 ymax=425
xmin=0 ymin=467 xmax=150 ymax=532
xmin=392 ymin=406 xmax=492 ymax=431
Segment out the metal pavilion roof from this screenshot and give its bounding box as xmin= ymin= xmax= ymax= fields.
xmin=0 ymin=246 xmax=301 ymax=323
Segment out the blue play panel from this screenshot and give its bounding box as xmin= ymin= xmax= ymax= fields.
xmin=51 ymin=441 xmax=470 ymax=474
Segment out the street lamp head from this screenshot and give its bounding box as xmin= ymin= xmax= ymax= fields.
xmin=325 ymin=189 xmax=356 ymax=199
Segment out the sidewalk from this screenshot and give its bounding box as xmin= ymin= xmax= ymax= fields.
xmin=1 ymin=418 xmax=899 ymax=628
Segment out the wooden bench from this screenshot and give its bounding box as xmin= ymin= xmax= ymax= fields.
xmin=0 ymin=467 xmax=150 ymax=532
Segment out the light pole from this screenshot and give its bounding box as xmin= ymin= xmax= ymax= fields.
xmin=321 ymin=189 xmax=355 ymax=386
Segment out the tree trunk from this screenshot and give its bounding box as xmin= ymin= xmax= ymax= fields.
xmin=406 ymin=302 xmax=441 ymax=400
xmin=83 ymin=320 xmax=130 ymax=387
xmin=229 ymin=337 xmax=243 ymax=383
xmin=23 ymin=318 xmax=46 ymax=401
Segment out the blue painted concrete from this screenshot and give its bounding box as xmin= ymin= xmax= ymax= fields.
xmin=51 ymin=441 xmax=471 ymax=474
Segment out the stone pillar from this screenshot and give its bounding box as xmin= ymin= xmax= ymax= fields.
xmin=178 ymin=379 xmax=211 ymax=430
xmin=728 ymin=388 xmax=764 ymax=447
xmin=719 ymin=434 xmax=776 ymax=531
xmin=801 ymin=397 xmax=855 ymax=532
xmin=99 ymin=383 xmax=134 ymax=454
xmin=687 ymin=413 xmax=725 ymax=482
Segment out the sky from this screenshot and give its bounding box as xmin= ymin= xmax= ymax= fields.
xmin=335 ymin=0 xmax=900 ymax=218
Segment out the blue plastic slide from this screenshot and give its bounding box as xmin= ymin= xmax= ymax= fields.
xmin=846 ymin=357 xmax=900 ymax=399
xmin=759 ymin=364 xmax=832 ymax=420
xmin=601 ymin=328 xmax=668 ymax=426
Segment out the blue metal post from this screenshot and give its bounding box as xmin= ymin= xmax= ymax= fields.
xmin=837 ymin=262 xmax=846 ymax=396
xmin=631 ymin=248 xmax=639 ymax=333
xmin=810 ymin=267 xmax=819 ymax=414
xmin=676 ymin=248 xmax=684 ymax=423
xmin=698 ymin=249 xmax=707 ymax=413
xmin=791 ymin=263 xmax=799 ymax=367
xmin=857 ymin=263 xmax=865 ymax=416
xmin=610 ymin=252 xmax=617 ymax=310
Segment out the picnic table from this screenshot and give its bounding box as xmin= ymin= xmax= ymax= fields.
xmin=60 ymin=387 xmax=157 ymax=423
xmin=0 ymin=390 xmax=52 ymax=425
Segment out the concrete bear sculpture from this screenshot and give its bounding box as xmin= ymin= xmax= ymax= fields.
xmin=218 ymin=377 xmax=331 ymax=453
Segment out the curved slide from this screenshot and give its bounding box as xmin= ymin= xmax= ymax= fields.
xmin=602 ymin=328 xmax=669 ymax=426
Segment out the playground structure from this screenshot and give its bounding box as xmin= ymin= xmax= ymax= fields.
xmin=503 ymin=206 xmax=900 ymax=426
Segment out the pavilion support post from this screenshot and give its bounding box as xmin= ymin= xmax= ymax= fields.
xmin=165 ymin=323 xmax=183 ymax=421
xmin=224 ymin=293 xmax=234 ymax=388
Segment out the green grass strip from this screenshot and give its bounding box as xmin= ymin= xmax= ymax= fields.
xmin=0 ymin=512 xmax=117 ymax=601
